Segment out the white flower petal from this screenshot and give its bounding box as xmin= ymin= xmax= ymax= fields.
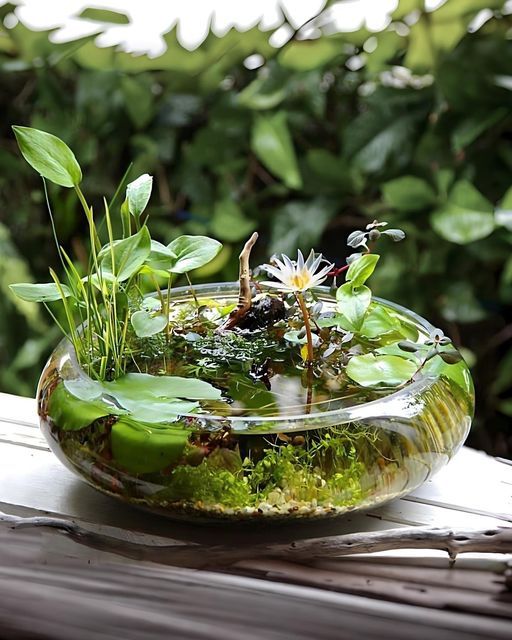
xmin=297 ymin=249 xmax=305 ymax=271
xmin=281 ymin=253 xmax=295 ymax=271
xmin=260 ymin=281 xmax=293 ymax=291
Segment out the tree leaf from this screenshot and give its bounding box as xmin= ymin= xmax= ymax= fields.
xmin=270 ymin=199 xmax=336 ymax=256
xmin=278 ymin=39 xmax=340 ymax=71
xmin=345 ymin=253 xmax=380 ymax=287
xmin=251 ymin=111 xmax=302 ymax=189
xmin=452 ymin=108 xmax=507 ymax=152
xmin=78 ymin=8 xmax=130 ymax=24
xmin=495 ymin=186 xmax=512 ymax=230
xmin=99 ymin=226 xmax=151 ymax=282
xmin=405 ymin=18 xmax=436 ymax=72
xmin=9 ymin=282 xmax=73 ymax=302
xmin=130 ymin=310 xmax=168 ymax=338
xmin=346 ymin=353 xmax=417 ymax=387
xmin=211 ymin=200 xmax=256 ymax=242
xmin=126 ymin=173 xmax=153 ymax=219
xmin=382 ymin=176 xmax=437 ymax=212
xmin=12 ymin=126 xmax=82 ymax=187
xmin=336 ymin=283 xmax=371 ymax=331
xmin=167 ymin=235 xmax=222 ymax=274
xmin=431 ymin=180 xmax=495 ymax=244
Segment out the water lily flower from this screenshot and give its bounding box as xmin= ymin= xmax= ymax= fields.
xmin=261 ymin=250 xmax=334 ymax=293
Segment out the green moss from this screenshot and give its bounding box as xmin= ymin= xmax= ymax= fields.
xmin=153 ymin=427 xmax=369 ymax=511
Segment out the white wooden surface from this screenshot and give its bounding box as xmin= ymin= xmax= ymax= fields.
xmin=0 ymin=391 xmax=511 ymax=639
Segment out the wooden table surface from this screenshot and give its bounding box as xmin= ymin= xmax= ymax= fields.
xmin=0 ymin=391 xmax=511 ymax=639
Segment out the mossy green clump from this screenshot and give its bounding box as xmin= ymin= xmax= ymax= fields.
xmin=152 ymin=428 xmax=368 ymax=512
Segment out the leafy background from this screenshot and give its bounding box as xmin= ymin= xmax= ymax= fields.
xmin=0 ymin=0 xmax=511 ymax=457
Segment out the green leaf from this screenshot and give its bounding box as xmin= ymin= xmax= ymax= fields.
xmin=167 ymin=235 xmax=222 ymax=274
xmin=48 ymin=383 xmax=114 ymax=431
xmin=237 ymin=72 xmax=287 ymax=110
xmin=78 ymin=8 xmax=130 ymax=24
xmin=211 ymin=200 xmax=257 ymax=242
xmin=113 ymin=398 xmax=198 ymax=424
xmin=431 ymin=180 xmax=495 ymax=244
xmin=346 ymin=254 xmax=380 ymax=287
xmin=346 ymin=353 xmax=417 ymax=387
xmin=382 ymin=176 xmax=437 ymax=212
xmin=405 ymin=18 xmax=436 ymax=72
xmin=495 ymin=186 xmax=512 ymax=230
xmin=336 ymin=283 xmax=371 ymax=331
xmin=269 ymin=199 xmax=336 ymax=256
xmin=145 ymin=240 xmax=177 ymax=272
xmin=105 ymin=372 xmax=221 ymax=402
xmin=12 ymin=126 xmax=82 ymax=188
xmin=126 ymin=173 xmax=153 ymax=219
xmin=251 ymin=112 xmax=302 ymax=189
xmin=64 ymin=372 xmax=221 ymax=426
xmin=111 ymin=417 xmax=191 ymax=474
xmin=359 ymin=305 xmax=402 ymax=339
xmin=130 ymin=310 xmax=168 ymax=338
xmin=391 ymin=0 xmax=423 ymax=20
xmin=9 ymin=282 xmax=73 ymax=302
xmin=452 ymin=109 xmax=507 ymax=152
xmin=99 ymin=226 xmax=151 ymax=282
xmin=278 ymin=39 xmax=340 ymax=71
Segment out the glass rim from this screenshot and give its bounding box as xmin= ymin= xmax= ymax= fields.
xmin=51 ymin=281 xmax=449 ymax=429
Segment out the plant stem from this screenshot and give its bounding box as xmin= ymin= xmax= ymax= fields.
xmin=185 ymin=273 xmax=199 ymax=307
xmin=296 ymin=292 xmax=314 ymax=366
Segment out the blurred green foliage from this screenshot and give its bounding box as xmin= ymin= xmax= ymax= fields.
xmin=0 ymin=0 xmax=512 ymax=455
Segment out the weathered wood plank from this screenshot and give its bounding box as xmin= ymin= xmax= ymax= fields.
xmin=234 ymin=558 xmax=512 ymax=620
xmin=0 ymin=527 xmax=511 ymax=640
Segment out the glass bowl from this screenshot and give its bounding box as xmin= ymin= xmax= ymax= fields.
xmin=37 ymin=283 xmax=474 ymax=523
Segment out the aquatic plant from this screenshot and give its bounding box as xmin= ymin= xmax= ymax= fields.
xmin=9 ymin=126 xmax=473 ymax=521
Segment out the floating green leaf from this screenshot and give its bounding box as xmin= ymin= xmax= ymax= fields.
xmin=64 ymin=371 xmax=221 ymax=426
xmin=48 ymin=383 xmax=116 ymax=431
xmin=12 ymin=126 xmax=82 ymax=188
xmin=346 ymin=353 xmax=417 ymax=387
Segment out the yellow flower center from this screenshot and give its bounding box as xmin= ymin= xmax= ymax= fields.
xmin=289 ymin=270 xmax=311 ymax=290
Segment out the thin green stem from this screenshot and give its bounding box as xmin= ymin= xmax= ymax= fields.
xmin=166 ymin=275 xmax=172 ymax=342
xmin=185 ymin=272 xmax=199 ymax=307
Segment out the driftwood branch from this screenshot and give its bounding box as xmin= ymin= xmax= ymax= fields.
xmin=1 ymin=512 xmax=511 ymax=569
xmin=218 ymin=232 xmax=258 ymax=331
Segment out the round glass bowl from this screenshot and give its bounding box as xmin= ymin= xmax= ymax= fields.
xmin=37 ymin=283 xmax=474 ymax=523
